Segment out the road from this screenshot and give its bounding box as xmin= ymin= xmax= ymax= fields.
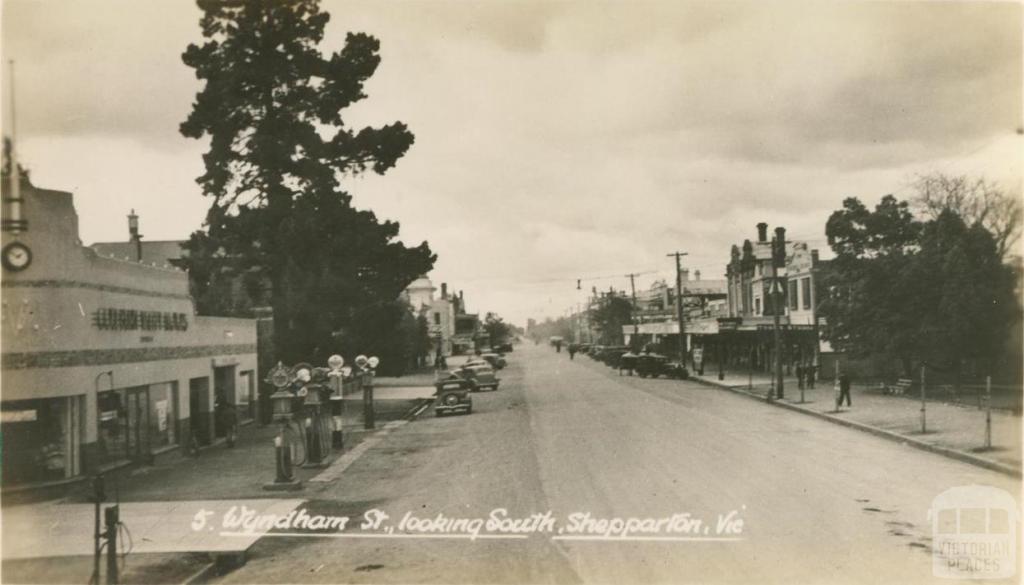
xmin=219 ymin=344 xmax=1020 ymax=584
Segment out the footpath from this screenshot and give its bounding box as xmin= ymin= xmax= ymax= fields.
xmin=690 ymin=370 xmax=1021 ymax=477
xmin=1 ymin=387 xmax=433 ymax=585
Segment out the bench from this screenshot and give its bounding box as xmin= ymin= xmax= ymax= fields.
xmin=886 ymin=378 xmax=913 ymax=396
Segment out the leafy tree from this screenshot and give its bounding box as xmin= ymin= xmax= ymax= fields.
xmin=482 ymin=312 xmax=512 ymax=347
xmin=590 ymin=295 xmax=632 ymax=346
xmin=820 ymin=195 xmax=1018 ymax=382
xmin=820 ymin=196 xmax=923 ymax=375
xmin=179 ymin=0 xmax=433 ymax=362
xmin=913 ymin=210 xmax=1019 ymax=384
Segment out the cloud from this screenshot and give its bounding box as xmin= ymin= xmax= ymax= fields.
xmin=3 ymin=0 xmax=1021 ymax=326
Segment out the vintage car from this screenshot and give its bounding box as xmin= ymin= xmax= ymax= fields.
xmin=494 ymin=342 xmax=514 ymax=353
xmin=457 ymin=362 xmax=501 ymax=391
xmin=617 ymin=352 xmax=639 ymax=375
xmin=598 ymin=346 xmax=629 ymax=366
xmin=435 ymin=373 xmax=473 ymax=416
xmin=479 ymin=352 xmax=507 ymax=370
xmin=634 ymin=353 xmax=689 ymax=379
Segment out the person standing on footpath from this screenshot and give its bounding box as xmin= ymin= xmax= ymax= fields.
xmin=568 ymin=344 xmax=577 ymax=360
xmin=796 ymin=363 xmax=805 ymax=390
xmin=837 ymin=372 xmax=852 ymax=409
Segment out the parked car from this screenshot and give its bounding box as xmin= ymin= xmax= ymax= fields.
xmin=597 ymin=346 xmax=629 ymax=366
xmin=494 ymin=342 xmax=514 ymax=353
xmin=435 ymin=373 xmax=473 ymax=416
xmin=634 ymin=353 xmax=689 ymax=379
xmin=458 ymin=363 xmax=501 ymax=391
xmin=618 ymin=352 xmax=639 ymax=375
xmin=480 ymin=352 xmax=507 ymax=370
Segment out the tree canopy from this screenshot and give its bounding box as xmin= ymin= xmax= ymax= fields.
xmin=590 ymin=295 xmax=633 ymax=346
xmin=482 ymin=312 xmax=513 ymax=347
xmin=819 ymin=194 xmax=1018 ymax=380
xmin=180 ymin=0 xmax=434 ymax=364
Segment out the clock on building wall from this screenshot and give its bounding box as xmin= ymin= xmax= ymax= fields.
xmin=2 ymin=242 xmax=32 ymax=272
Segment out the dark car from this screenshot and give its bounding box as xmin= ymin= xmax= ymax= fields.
xmin=598 ymin=346 xmax=629 ymax=366
xmin=480 ymin=352 xmax=507 ymax=370
xmin=435 ymin=374 xmax=473 ymax=416
xmin=634 ymin=353 xmax=689 ymax=379
xmin=618 ymin=352 xmax=639 ymax=375
xmin=494 ymin=342 xmax=514 ymax=353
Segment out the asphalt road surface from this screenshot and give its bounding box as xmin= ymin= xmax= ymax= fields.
xmin=220 ymin=344 xmax=1020 ymax=584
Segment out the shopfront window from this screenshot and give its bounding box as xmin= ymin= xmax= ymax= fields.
xmin=1 ymin=397 xmax=81 ymax=485
xmin=147 ymin=382 xmax=178 ymax=449
xmin=97 ymin=390 xmax=128 ymax=463
xmin=97 ymin=387 xmax=152 ymax=463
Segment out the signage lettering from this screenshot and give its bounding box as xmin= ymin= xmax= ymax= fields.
xmin=92 ymin=308 xmax=188 ymax=331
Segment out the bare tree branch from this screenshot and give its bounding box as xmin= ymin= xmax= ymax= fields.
xmin=911 ymin=172 xmax=1021 ymax=261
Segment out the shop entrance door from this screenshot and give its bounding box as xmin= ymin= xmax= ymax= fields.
xmin=126 ymin=388 xmax=151 ymax=461
xmin=213 ymin=366 xmax=236 ymax=438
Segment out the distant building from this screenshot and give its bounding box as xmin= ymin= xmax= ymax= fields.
xmin=623 ymin=271 xmax=727 ymax=354
xmin=719 ymin=222 xmax=829 ymax=376
xmin=402 ymin=276 xmax=458 ymax=357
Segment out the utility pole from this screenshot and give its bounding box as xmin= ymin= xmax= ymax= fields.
xmin=770 ymin=227 xmax=787 ymax=400
xmin=627 ymin=273 xmax=638 ymax=306
xmin=626 ymin=272 xmax=639 ymax=349
xmin=667 ymin=252 xmax=689 ymax=367
xmin=5 ymin=59 xmax=26 ymax=235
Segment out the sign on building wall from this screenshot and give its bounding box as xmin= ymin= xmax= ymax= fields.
xmin=92 ymin=308 xmax=188 ymax=331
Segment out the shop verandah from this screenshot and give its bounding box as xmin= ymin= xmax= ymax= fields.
xmin=627 ymin=321 xmax=828 ymax=382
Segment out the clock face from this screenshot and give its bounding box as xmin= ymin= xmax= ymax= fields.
xmin=2 ymin=242 xmax=32 ymax=272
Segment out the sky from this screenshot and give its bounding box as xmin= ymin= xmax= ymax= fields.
xmin=2 ymin=0 xmax=1021 ymax=327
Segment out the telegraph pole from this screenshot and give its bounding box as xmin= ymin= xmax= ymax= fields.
xmin=770 ymin=227 xmax=786 ymax=400
xmin=667 ymin=252 xmax=689 ymax=367
xmin=626 ymin=272 xmax=639 ymax=349
xmin=627 ymin=273 xmax=638 ymax=305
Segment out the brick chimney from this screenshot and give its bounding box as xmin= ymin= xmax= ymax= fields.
xmin=756 ymin=222 xmax=768 ymax=243
xmin=441 ymin=282 xmax=448 ymax=299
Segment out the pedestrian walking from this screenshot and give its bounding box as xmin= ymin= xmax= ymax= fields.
xmin=807 ymin=364 xmax=816 ymax=389
xmin=796 ymin=363 xmax=805 ymax=390
xmin=568 ymin=344 xmax=576 ymax=360
xmin=837 ymin=372 xmax=852 ymax=408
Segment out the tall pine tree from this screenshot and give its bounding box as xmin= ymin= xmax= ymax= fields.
xmin=180 ymin=0 xmax=434 ymax=363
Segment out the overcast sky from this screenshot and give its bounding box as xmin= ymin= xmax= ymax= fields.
xmin=3 ymin=0 xmax=1021 ymax=326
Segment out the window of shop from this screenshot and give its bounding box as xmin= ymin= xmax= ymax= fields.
xmin=97 ymin=386 xmax=152 ymax=464
xmin=788 ymin=280 xmax=799 ymax=310
xmin=147 ymin=382 xmax=178 ymax=449
xmin=97 ymin=390 xmax=128 ymax=463
xmin=1 ymin=397 xmax=82 ymax=485
xmin=802 ymin=277 xmax=812 ymax=310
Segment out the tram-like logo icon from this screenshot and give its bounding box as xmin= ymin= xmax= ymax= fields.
xmin=929 ymin=485 xmax=1017 ymax=579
